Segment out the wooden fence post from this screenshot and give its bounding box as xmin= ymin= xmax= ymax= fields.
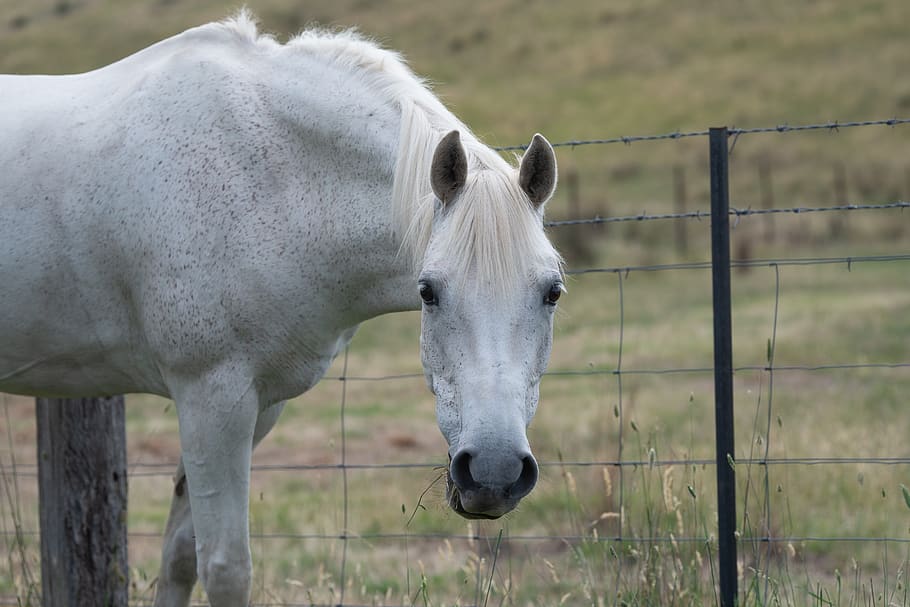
xmin=36 ymin=396 xmax=128 ymax=607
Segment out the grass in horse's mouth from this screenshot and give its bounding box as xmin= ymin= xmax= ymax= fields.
xmin=444 ymin=468 xmax=502 ymax=521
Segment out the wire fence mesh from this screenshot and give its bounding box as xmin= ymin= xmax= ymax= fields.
xmin=1 ymin=116 xmax=909 ymax=606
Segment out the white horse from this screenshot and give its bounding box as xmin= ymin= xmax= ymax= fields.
xmin=0 ymin=12 xmax=561 ymax=607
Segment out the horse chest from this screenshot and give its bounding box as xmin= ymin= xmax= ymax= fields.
xmin=259 ymin=325 xmax=359 ymax=404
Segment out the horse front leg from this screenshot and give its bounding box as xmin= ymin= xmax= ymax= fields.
xmin=152 ymin=372 xmax=258 ymax=607
xmin=154 ymin=401 xmax=285 ymax=607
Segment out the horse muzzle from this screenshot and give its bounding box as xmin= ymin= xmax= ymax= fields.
xmin=445 ymin=448 xmax=539 ymax=519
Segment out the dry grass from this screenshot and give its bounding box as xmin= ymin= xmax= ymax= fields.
xmin=2 ymin=238 xmax=909 ymax=605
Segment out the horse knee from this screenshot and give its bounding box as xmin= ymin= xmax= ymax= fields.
xmin=198 ymin=550 xmax=252 ymax=606
xmin=161 ymin=519 xmax=197 ymax=586
xmin=161 ymin=473 xmax=197 ymax=579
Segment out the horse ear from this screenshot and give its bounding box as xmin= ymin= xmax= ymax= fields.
xmin=431 ymin=130 xmax=468 ymax=206
xmin=519 ymin=134 xmax=558 ymax=209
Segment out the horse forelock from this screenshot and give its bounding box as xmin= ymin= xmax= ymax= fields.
xmin=393 ymin=104 xmax=562 ymax=295
xmin=431 ymin=168 xmax=563 ymax=293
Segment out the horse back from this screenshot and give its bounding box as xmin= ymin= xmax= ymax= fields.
xmin=0 ymin=30 xmax=290 ymax=397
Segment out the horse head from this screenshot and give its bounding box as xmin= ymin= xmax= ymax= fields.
xmin=418 ymin=131 xmax=560 ymax=519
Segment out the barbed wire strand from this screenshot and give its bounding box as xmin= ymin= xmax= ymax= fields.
xmin=566 ymin=253 xmax=910 ymax=276
xmin=545 ymin=201 xmax=910 ymax=228
xmin=4 ymin=454 xmax=909 ymax=478
xmin=495 ymin=117 xmax=910 ymax=151
xmin=4 ymin=527 xmax=908 ymax=547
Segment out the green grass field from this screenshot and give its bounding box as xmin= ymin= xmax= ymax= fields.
xmin=1 ymin=1 xmax=909 ymax=605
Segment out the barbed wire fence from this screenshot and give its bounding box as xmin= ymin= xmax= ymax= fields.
xmin=0 ymin=116 xmax=908 ymax=606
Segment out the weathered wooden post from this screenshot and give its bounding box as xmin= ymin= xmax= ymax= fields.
xmin=36 ymin=396 xmax=128 ymax=606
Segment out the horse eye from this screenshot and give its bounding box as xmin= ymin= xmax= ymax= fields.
xmin=545 ymin=283 xmax=563 ymax=306
xmin=419 ymin=282 xmax=437 ymax=306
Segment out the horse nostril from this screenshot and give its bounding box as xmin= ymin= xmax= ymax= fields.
xmin=508 ymin=455 xmax=538 ymax=499
xmin=449 ymin=449 xmax=480 ymax=491
xmin=451 ymin=449 xmax=538 ymax=499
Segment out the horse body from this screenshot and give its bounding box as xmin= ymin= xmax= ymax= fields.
xmin=0 ymin=13 xmax=560 ymax=606
xmin=0 ymin=23 xmax=410 ymax=401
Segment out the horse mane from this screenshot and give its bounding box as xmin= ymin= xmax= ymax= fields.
xmin=214 ymin=10 xmax=562 ymax=288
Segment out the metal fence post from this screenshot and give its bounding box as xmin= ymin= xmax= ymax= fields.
xmin=709 ymin=127 xmax=738 ymax=607
xmin=36 ymin=396 xmax=129 ymax=607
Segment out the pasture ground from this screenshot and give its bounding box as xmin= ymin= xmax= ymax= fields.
xmin=2 ymin=219 xmax=909 ymax=605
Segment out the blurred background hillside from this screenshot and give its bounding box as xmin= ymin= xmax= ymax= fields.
xmin=2 ymin=0 xmax=908 ymax=231
xmin=2 ymin=1 xmax=908 ymax=136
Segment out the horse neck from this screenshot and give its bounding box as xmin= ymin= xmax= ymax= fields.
xmin=262 ymin=53 xmax=445 ymax=322
xmin=292 ymin=122 xmax=419 ymax=324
